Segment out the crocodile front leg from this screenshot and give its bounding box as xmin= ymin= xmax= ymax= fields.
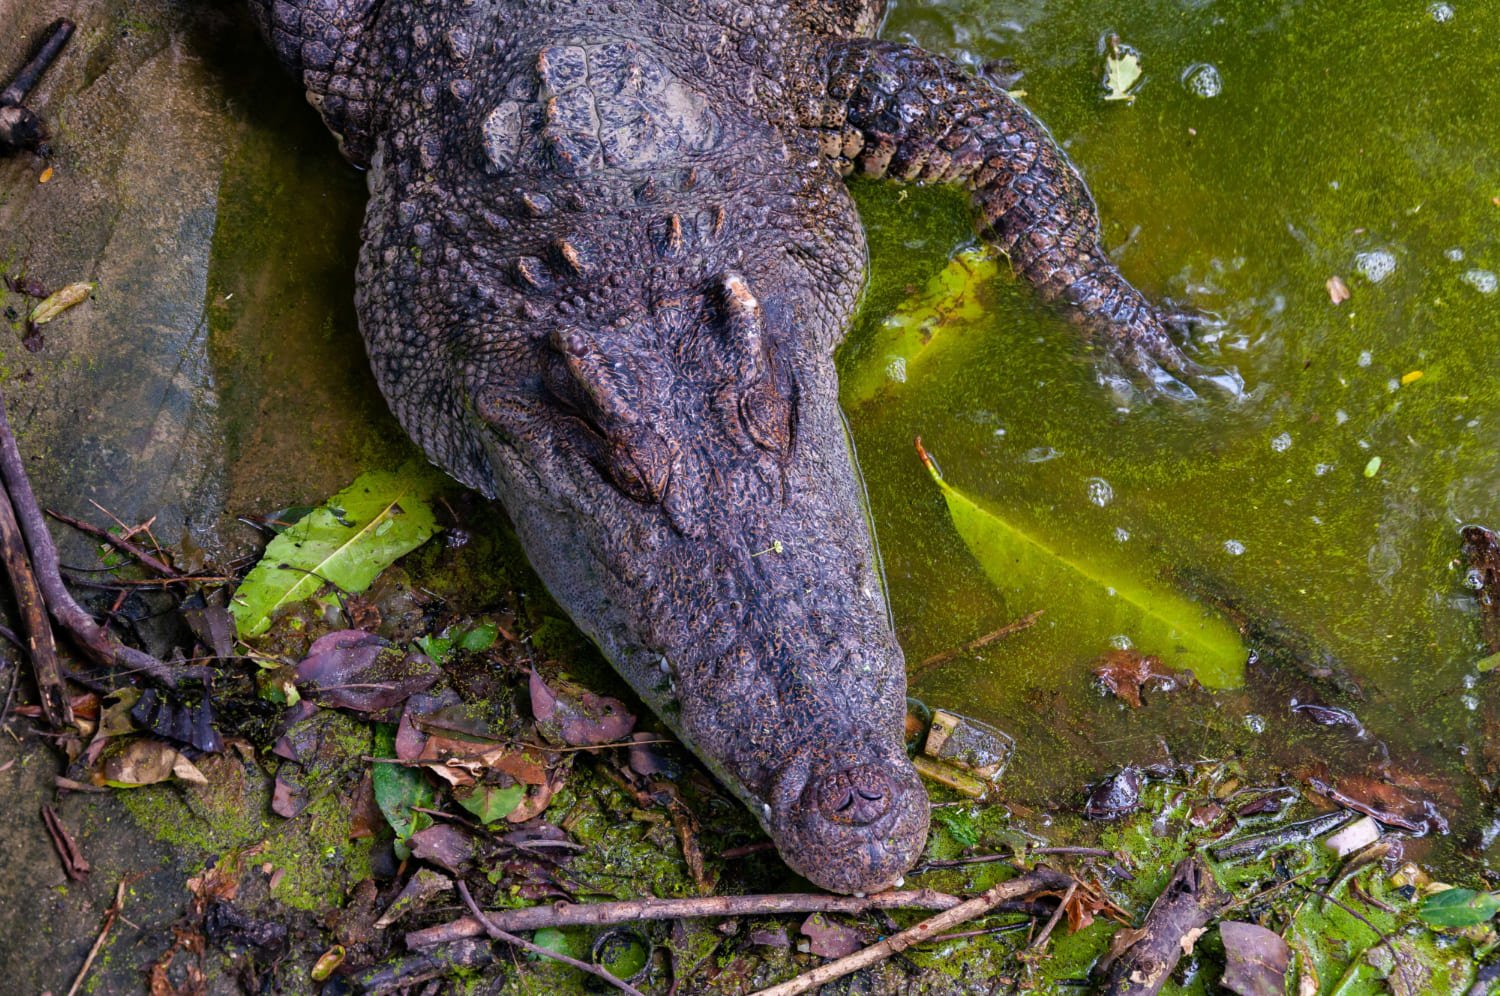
xmin=820 ymin=40 xmax=1219 ymax=398
xmin=248 ymin=0 xmax=383 ymax=165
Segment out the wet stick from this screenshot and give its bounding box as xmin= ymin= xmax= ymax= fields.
xmin=0 ymin=483 xmax=69 ymax=727
xmin=0 ymin=390 xmax=176 ymax=684
xmin=748 ymin=868 xmax=1076 ymax=996
xmin=406 ymin=887 xmax=966 ymax=947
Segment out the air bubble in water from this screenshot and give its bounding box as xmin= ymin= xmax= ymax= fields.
xmin=1462 ymin=269 xmax=1498 ymax=295
xmin=1181 ymin=63 xmax=1222 ymax=98
xmin=1224 ymin=539 xmax=1245 ymax=556
xmin=1087 ymin=477 xmax=1114 ymax=507
xmin=1429 ymin=2 xmax=1455 ymax=22
xmin=1355 ymin=249 xmax=1397 ymax=283
xmin=1271 ymin=432 xmax=1292 ymax=452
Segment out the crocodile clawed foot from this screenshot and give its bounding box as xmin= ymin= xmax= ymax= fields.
xmin=1109 ymin=310 xmax=1245 ymax=404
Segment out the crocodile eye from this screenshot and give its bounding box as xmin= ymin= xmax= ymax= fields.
xmin=714 ymin=273 xmax=796 ymax=456
xmin=546 ymin=326 xmax=676 ymax=504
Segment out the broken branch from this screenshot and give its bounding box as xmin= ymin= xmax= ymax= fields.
xmin=406 ymin=887 xmax=965 ymax=948
xmin=0 ymin=483 xmax=70 ymax=726
xmin=748 ymin=868 xmax=1075 ymax=996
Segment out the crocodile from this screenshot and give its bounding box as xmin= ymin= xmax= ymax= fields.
xmin=250 ymin=0 xmax=1204 ymax=894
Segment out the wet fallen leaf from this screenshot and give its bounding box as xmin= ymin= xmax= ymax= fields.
xmin=271 ymin=777 xmax=305 ymax=818
xmin=919 ymin=439 xmax=1247 ymax=687
xmin=371 ymin=726 xmax=435 ymax=852
xmin=310 ymin=945 xmax=345 ymax=982
xmin=295 ymin=629 xmax=439 ymax=713
xmin=1289 ymin=700 xmax=1364 ymax=735
xmin=842 ymin=247 xmax=1000 ymax=405
xmin=407 ymin=824 xmax=477 ymax=874
xmin=1102 ymin=37 xmax=1143 ymax=102
xmin=1220 ymin=921 xmax=1289 ymax=996
xmin=232 ymin=467 xmax=443 ymax=638
xmin=28 ymin=280 xmax=94 ymax=324
xmin=1417 ymin=887 xmax=1500 ymax=928
xmin=530 ymin=668 xmax=636 ymax=746
xmin=1093 ymin=649 xmax=1193 ymax=708
xmin=454 ymin=782 xmax=525 ymax=824
xmin=1063 ymin=887 xmax=1111 ymax=932
xmin=800 ymin=914 xmax=863 ymax=959
xmin=1326 ymin=275 xmax=1351 ymax=304
xmin=98 ymin=738 xmax=208 ymax=787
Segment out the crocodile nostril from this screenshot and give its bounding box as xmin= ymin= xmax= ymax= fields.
xmin=814 ymin=765 xmax=893 ymax=826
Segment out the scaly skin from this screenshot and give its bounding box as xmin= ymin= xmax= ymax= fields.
xmin=249 ymin=0 xmax=1197 ymax=893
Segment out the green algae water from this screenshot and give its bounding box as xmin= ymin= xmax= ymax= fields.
xmin=842 ymin=0 xmax=1500 ymax=854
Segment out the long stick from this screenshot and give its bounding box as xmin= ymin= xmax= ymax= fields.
xmin=0 ymin=483 xmax=69 ymax=726
xmin=1 ymin=19 xmax=75 ymax=107
xmin=406 ymin=887 xmax=964 ymax=948
xmin=749 ymin=868 xmax=1075 ymax=996
xmin=455 ymin=880 xmax=645 ymax=996
xmin=0 ymin=392 xmax=175 ymax=684
xmin=65 ymin=880 xmax=125 ymax=996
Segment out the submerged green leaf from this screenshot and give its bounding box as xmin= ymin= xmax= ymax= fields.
xmin=1418 ymin=887 xmax=1500 ymax=928
xmin=918 ymin=440 xmax=1246 ymax=688
xmin=843 ymin=248 xmax=1001 ymax=406
xmin=232 ymin=466 xmax=444 ymax=638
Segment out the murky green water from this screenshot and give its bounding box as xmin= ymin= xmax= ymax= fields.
xmin=844 ymin=0 xmax=1499 ymax=852
xmin=181 ymin=0 xmax=1500 ymax=863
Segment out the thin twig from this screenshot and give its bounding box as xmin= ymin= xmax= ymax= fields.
xmin=47 ymin=508 xmax=180 ymax=577
xmin=1028 ymin=881 xmax=1076 ymax=952
xmin=0 ymin=392 xmax=175 ymax=684
xmin=913 ymin=610 xmax=1044 ymax=675
xmin=455 ymin=880 xmax=645 ymax=996
xmin=748 ymin=868 xmax=1075 ymax=996
xmin=918 ymin=846 xmax=1113 ymax=871
xmin=0 ymin=484 xmax=70 ymax=726
xmin=407 ymin=888 xmax=966 ymax=948
xmin=65 ymin=879 xmax=125 ymax=996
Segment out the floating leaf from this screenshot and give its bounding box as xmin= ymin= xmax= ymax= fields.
xmin=1326 ymin=275 xmax=1351 ymax=304
xmin=1102 ymin=38 xmax=1143 ymax=103
xmin=1417 ymin=887 xmax=1500 ymax=928
xmin=232 ymin=467 xmax=443 ymax=638
xmin=918 ymin=439 xmax=1246 ymax=687
xmin=29 ymin=281 xmax=95 ymax=324
xmin=842 ymin=248 xmax=1000 ymax=406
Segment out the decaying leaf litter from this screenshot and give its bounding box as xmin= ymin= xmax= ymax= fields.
xmin=0 ymin=403 xmax=1495 ymax=993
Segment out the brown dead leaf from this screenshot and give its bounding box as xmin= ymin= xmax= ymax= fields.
xmin=1326 ymin=275 xmax=1351 ymax=304
xmin=800 ymin=913 xmax=863 ymax=959
xmin=1094 ymin=649 xmax=1193 ymax=708
xmin=98 ymin=738 xmax=207 ymax=787
xmin=506 ymin=770 xmax=565 ymax=824
xmin=530 ymin=667 xmax=635 ymax=746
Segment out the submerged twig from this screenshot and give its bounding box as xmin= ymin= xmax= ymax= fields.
xmin=455 ymin=880 xmax=645 ymax=996
xmin=0 ymin=391 xmax=175 ymax=684
xmin=1209 ymin=809 xmax=1353 ymax=861
xmin=407 ymin=887 xmax=966 ymax=948
xmin=748 ymin=868 xmax=1076 ymax=996
xmin=913 ymin=610 xmax=1044 ymax=675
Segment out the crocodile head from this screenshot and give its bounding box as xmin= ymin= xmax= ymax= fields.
xmin=445 ymin=264 xmax=928 ymax=894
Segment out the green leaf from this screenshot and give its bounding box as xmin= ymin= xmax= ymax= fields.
xmin=371 ymin=725 xmax=435 ymax=844
xmin=843 ymin=248 xmax=1000 ymax=406
xmin=1477 ymin=651 xmax=1500 ymax=673
xmin=457 ymin=620 xmax=500 ymax=653
xmin=531 ymin=928 xmax=578 ymax=960
xmin=456 ymin=782 xmax=525 ymax=825
xmin=1418 ymin=888 xmax=1500 ymax=928
xmin=415 ymin=633 xmax=455 ymax=664
xmin=1103 ymin=42 xmax=1143 ymax=102
xmin=232 ymin=466 xmax=444 ymax=638
xmin=918 ymin=441 xmax=1246 ymax=688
